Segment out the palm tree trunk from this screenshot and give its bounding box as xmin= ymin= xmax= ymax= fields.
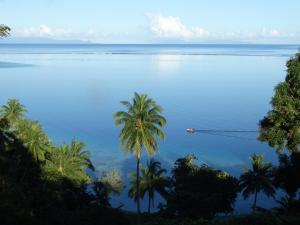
xmin=148 ymin=192 xmax=151 ymax=214
xmin=152 ymin=196 xmax=155 ymax=209
xmin=136 ymin=157 xmax=141 ymax=225
xmin=253 ymin=189 xmax=258 ymax=212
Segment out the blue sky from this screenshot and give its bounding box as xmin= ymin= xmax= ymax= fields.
xmin=1 ymin=0 xmax=299 ymax=43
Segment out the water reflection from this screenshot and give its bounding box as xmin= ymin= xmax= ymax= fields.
xmin=151 ymin=54 xmax=186 ymax=75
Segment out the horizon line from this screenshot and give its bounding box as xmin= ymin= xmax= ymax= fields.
xmin=0 ymin=42 xmax=300 ymax=46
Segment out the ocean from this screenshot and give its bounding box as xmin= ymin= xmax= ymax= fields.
xmin=0 ymin=43 xmax=299 ymax=212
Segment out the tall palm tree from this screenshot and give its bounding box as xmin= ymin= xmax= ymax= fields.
xmin=114 ymin=93 xmax=166 ymax=223
xmin=0 ymin=99 xmax=27 ymax=125
xmin=0 ymin=24 xmax=10 ymax=37
xmin=45 ymin=139 xmax=94 ymax=184
xmin=239 ymin=154 xmax=276 ymax=211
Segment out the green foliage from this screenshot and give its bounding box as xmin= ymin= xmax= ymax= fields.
xmin=114 ymin=92 xmax=166 ymax=158
xmin=128 ymin=171 xmax=139 ymax=202
xmin=0 ymin=117 xmax=44 ymax=224
xmin=272 ymin=152 xmax=300 ymax=214
xmin=16 ymin=119 xmax=51 ymax=161
xmin=141 ymin=213 xmax=300 ymax=225
xmin=129 ymin=159 xmax=171 ymax=213
xmin=0 ymin=99 xmax=27 ymax=124
xmin=141 ymin=159 xmax=170 ymax=213
xmin=0 ymin=99 xmax=128 ymax=225
xmin=275 ymin=196 xmax=300 ymax=214
xmin=0 ymin=24 xmax=10 ymax=37
xmin=220 ymin=213 xmax=300 ymax=225
xmin=274 ymin=152 xmax=300 ymax=197
xmin=141 ymin=217 xmax=213 ymax=225
xmin=1 ymin=94 xmax=300 ymax=224
xmin=44 ymin=139 xmax=94 ymax=185
xmin=239 ymin=154 xmax=275 ymax=210
xmin=1 ymin=100 xmax=50 ymax=161
xmin=259 ymin=51 xmax=300 ymax=153
xmin=165 ymin=154 xmax=239 ymax=219
xmin=114 ymin=92 xmax=166 ymax=222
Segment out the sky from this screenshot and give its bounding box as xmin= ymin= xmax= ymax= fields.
xmin=0 ymin=0 xmax=300 ymax=44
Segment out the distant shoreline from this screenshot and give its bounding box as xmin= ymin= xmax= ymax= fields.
xmin=0 ymin=43 xmax=298 ymax=57
xmin=0 ymin=43 xmax=299 ymax=46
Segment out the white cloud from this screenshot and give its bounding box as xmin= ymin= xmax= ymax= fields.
xmin=260 ymin=28 xmax=281 ymax=38
xmin=9 ymin=17 xmax=296 ymax=43
xmin=147 ymin=13 xmax=293 ymax=42
xmin=11 ymin=25 xmax=139 ymax=43
xmin=147 ymin=13 xmax=209 ymax=40
xmin=39 ymin=25 xmax=53 ymax=36
xmin=12 ymin=25 xmax=97 ymax=40
xmin=217 ymin=29 xmax=286 ymax=40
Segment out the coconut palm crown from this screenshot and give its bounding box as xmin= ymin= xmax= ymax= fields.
xmin=114 ymin=93 xmax=166 ymax=158
xmin=239 ymin=154 xmax=276 ymax=211
xmin=45 ymin=139 xmax=94 ymax=184
xmin=0 ymin=99 xmax=27 ymax=124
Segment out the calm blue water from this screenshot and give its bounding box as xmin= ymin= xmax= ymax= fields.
xmin=0 ymin=44 xmax=299 ymax=212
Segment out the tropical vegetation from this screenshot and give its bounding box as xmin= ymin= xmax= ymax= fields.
xmin=0 ymin=100 xmax=126 ymax=225
xmin=128 ymin=159 xmax=170 ymax=214
xmin=259 ymin=52 xmax=300 ymax=153
xmin=0 ymin=95 xmax=300 ymax=224
xmin=114 ymin=93 xmax=166 ymax=223
xmin=0 ymin=24 xmax=10 ymax=37
xmin=164 ymin=155 xmax=239 ymax=219
xmin=239 ymin=154 xmax=276 ymax=211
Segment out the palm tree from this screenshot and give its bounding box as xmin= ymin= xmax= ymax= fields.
xmin=0 ymin=99 xmax=27 ymax=125
xmin=0 ymin=24 xmax=10 ymax=37
xmin=128 ymin=160 xmax=170 ymax=214
xmin=128 ymin=171 xmax=145 ymax=204
xmin=16 ymin=119 xmax=50 ymax=161
xmin=143 ymin=159 xmax=170 ymax=214
xmin=45 ymin=139 xmax=94 ymax=184
xmin=239 ymin=154 xmax=276 ymax=211
xmin=114 ymin=93 xmax=166 ymax=223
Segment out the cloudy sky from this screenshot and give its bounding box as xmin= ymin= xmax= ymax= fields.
xmin=1 ymin=0 xmax=299 ymax=43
